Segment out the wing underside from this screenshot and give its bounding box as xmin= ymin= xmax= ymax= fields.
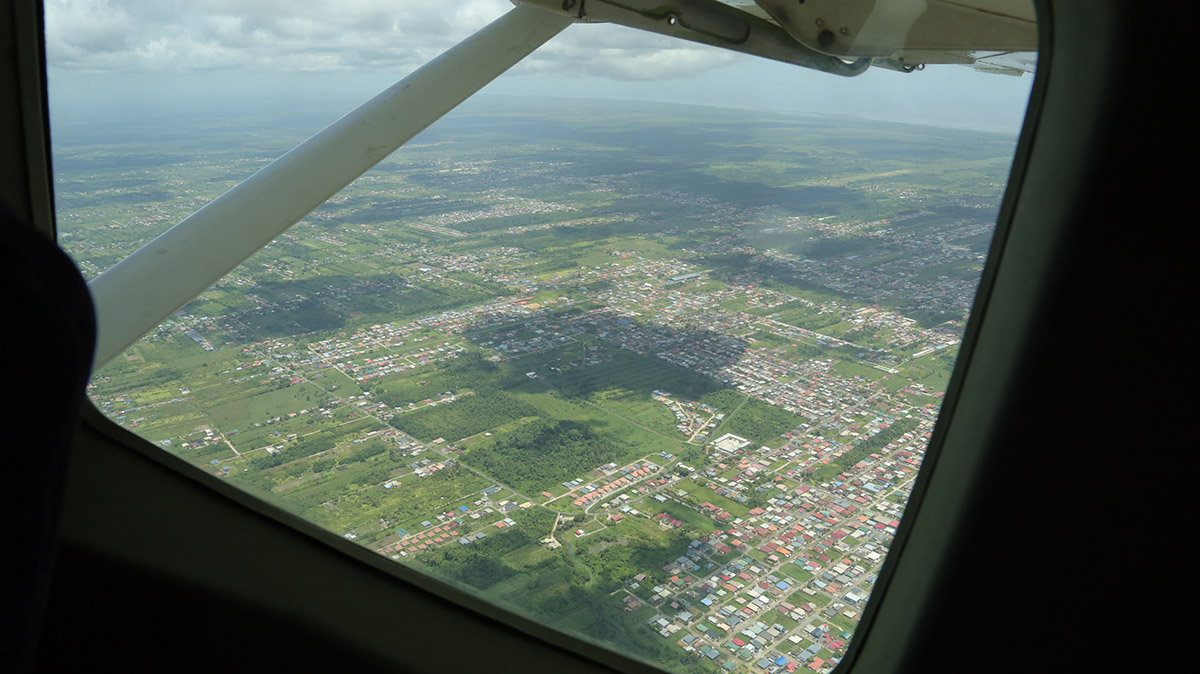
xmin=526 ymin=0 xmax=1037 ymax=76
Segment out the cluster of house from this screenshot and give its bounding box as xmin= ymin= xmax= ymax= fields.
xmin=381 ymin=521 xmax=460 ymax=556
xmin=600 ymin=404 xmax=940 ymax=672
xmin=417 ymin=298 xmax=540 ymax=334
xmin=475 ymin=322 xmax=580 ymax=359
xmin=570 ymin=462 xmax=659 ymax=508
xmin=408 ymin=195 xmax=570 ymax=237
xmin=652 ymin=390 xmax=723 ymax=442
xmin=409 ymin=246 xmax=531 ymax=281
xmin=635 ymin=547 xmax=854 ymax=673
xmin=691 ymin=213 xmax=992 ymax=320
xmin=413 ymin=459 xmax=454 ymax=478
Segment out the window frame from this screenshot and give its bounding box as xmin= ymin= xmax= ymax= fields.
xmin=18 ymin=1 xmax=1113 ymax=672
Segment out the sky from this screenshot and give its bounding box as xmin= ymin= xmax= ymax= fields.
xmin=44 ymin=0 xmax=1035 ymax=133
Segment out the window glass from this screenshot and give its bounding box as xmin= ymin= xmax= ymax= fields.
xmin=48 ymin=2 xmax=1034 ymax=672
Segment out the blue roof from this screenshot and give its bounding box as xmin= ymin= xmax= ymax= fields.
xmin=776 ymin=581 xmax=789 ymax=590
xmin=459 ymin=506 xmax=469 ymax=511
xmin=775 ymin=657 xmax=788 ymax=666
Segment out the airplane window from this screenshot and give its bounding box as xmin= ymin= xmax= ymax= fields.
xmin=47 ymin=2 xmax=1035 ymax=672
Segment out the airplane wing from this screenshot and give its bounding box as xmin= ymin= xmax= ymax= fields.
xmin=965 ymin=50 xmax=1038 ymax=76
xmin=524 ymin=0 xmax=1037 ymax=75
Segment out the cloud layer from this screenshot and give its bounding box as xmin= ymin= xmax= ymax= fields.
xmin=45 ymin=0 xmax=737 ymax=80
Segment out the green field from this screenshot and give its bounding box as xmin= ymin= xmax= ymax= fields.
xmin=674 ymin=479 xmax=751 ymax=518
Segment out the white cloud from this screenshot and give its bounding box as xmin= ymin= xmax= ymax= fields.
xmin=44 ymin=0 xmax=738 ymax=81
xmin=45 ymin=0 xmax=508 ymax=72
xmin=517 ymin=22 xmax=737 ymax=81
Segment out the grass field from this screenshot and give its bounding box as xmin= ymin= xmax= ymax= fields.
xmin=674 ymin=479 xmax=750 ymax=518
xmin=208 ymin=385 xmax=317 ymax=430
xmin=514 ymin=390 xmax=688 ymax=460
xmin=653 ymin=498 xmax=723 ymax=534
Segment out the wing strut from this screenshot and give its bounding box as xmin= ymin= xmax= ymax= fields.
xmin=88 ymin=3 xmax=571 ymax=369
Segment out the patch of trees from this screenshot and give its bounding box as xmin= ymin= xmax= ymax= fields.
xmin=375 ymin=352 xmax=515 ymax=406
xmin=464 ymin=420 xmax=624 ymax=494
xmin=451 ymin=209 xmax=564 ymax=234
xmin=385 ymin=285 xmax=495 ymax=322
xmin=717 ymin=397 xmax=802 ymax=446
xmin=577 ymin=527 xmax=690 ymax=594
xmin=905 ymin=307 xmax=965 ymax=328
xmin=310 ymin=457 xmax=338 ymax=473
xmin=416 ymin=509 xmax=552 ymax=590
xmin=388 ymin=391 xmax=540 ymax=442
xmin=698 ymin=389 xmax=742 ymax=411
xmin=248 ymin=430 xmax=338 ymax=470
xmin=280 ymin=299 xmax=346 ymax=333
xmin=246 ymin=422 xmax=387 ymax=472
xmin=340 ymin=439 xmax=388 ymax=464
xmin=825 ymin=417 xmax=922 ymax=477
xmin=554 ymin=352 xmax=722 ymax=402
xmin=526 ymin=585 xmax=591 ymax=621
